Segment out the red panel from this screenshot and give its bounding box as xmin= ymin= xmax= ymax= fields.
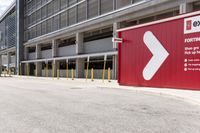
xmin=118 ymin=13 xmax=200 ymax=90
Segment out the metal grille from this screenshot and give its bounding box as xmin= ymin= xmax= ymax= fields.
xmin=68 ymin=7 xmax=76 ymax=26
xmin=77 ymin=2 xmax=86 ymax=22
xmin=100 ymin=0 xmax=113 ymax=14
xmin=24 ymin=0 xmax=140 ymax=41
xmin=0 ymin=9 xmax=16 ymax=50
xmin=116 ymin=0 xmax=132 ymax=9
xmin=88 ymin=0 xmax=99 ymax=18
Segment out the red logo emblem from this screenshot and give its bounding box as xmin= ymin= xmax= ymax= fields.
xmin=186 ymin=20 xmax=192 ymax=30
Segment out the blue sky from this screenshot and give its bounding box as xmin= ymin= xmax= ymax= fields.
xmin=0 ymin=0 xmax=14 ymax=16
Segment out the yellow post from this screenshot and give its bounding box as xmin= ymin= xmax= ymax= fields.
xmin=102 ymin=61 xmax=106 ymax=82
xmin=4 ymin=68 xmax=6 ymax=77
xmin=52 ymin=62 xmax=55 ymax=79
xmin=8 ymin=68 xmax=11 ymax=77
xmin=86 ymin=61 xmax=89 ymax=81
xmin=36 ymin=63 xmax=38 ymax=77
xmin=26 ymin=63 xmax=29 ymax=77
xmin=57 ymin=69 xmax=60 ymax=80
xmin=91 ymin=68 xmax=94 ymax=82
xmin=108 ymin=67 xmax=111 ymax=82
xmin=20 ymin=64 xmax=22 ymax=77
xmin=46 ymin=62 xmax=48 ymax=78
xmin=66 ymin=63 xmax=68 ymax=80
xmin=72 ymin=68 xmax=74 ymax=80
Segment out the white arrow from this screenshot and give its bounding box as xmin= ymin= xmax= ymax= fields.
xmin=143 ymin=31 xmax=169 ymax=80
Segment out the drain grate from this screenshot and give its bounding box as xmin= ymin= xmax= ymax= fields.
xmin=70 ymin=87 xmax=82 ymax=90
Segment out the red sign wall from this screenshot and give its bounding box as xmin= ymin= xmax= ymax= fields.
xmin=118 ymin=12 xmax=200 ymax=90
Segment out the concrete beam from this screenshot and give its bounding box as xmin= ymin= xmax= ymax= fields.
xmin=180 ymin=1 xmax=193 ymax=14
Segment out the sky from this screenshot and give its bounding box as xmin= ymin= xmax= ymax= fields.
xmin=0 ymin=0 xmax=14 ymax=16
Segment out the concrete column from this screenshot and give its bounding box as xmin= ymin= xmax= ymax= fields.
xmin=52 ymin=40 xmax=58 ymax=58
xmin=112 ymin=55 xmax=118 ymax=80
xmin=76 ymin=32 xmax=84 ymax=54
xmin=35 ymin=44 xmax=42 ymax=76
xmin=16 ymin=0 xmax=24 ymax=75
xmin=76 ymin=32 xmax=84 ymax=78
xmin=24 ymin=47 xmax=28 ymax=60
xmin=113 ymin=22 xmax=120 ymax=49
xmin=52 ymin=60 xmax=59 ymax=77
xmin=36 ymin=44 xmax=41 ymax=59
xmin=179 ymin=1 xmax=193 ymax=14
xmin=7 ymin=52 xmax=11 ymax=70
xmin=76 ymin=58 xmax=85 ymax=78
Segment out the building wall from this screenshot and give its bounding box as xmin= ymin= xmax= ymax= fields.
xmin=23 ymin=0 xmax=143 ymax=42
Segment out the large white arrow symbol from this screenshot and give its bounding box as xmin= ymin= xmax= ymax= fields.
xmin=143 ymin=31 xmax=169 ymax=80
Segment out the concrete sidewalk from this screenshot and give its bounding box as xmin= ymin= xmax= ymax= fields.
xmin=8 ymin=75 xmax=200 ymax=105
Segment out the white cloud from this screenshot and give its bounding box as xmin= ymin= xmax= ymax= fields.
xmin=0 ymin=0 xmax=15 ymax=16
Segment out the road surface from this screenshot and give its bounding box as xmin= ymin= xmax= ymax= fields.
xmin=0 ymin=77 xmax=199 ymax=133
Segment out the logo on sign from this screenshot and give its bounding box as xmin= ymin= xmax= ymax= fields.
xmin=184 ymin=15 xmax=200 ymax=34
xmin=186 ymin=20 xmax=192 ymax=30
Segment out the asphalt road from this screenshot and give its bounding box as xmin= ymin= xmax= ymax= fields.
xmin=0 ymin=77 xmax=199 ymax=133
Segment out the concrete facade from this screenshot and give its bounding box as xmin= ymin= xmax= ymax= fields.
xmin=0 ymin=0 xmax=200 ymax=79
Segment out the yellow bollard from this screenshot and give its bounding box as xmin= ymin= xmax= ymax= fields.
xmin=8 ymin=68 xmax=11 ymax=77
xmin=52 ymin=63 xmax=55 ymax=79
xmin=66 ymin=63 xmax=68 ymax=80
xmin=20 ymin=64 xmax=22 ymax=77
xmin=72 ymin=68 xmax=74 ymax=80
xmin=102 ymin=61 xmax=106 ymax=82
xmin=57 ymin=69 xmax=60 ymax=80
xmin=108 ymin=67 xmax=111 ymax=82
xmin=86 ymin=62 xmax=89 ymax=81
xmin=4 ymin=69 xmax=6 ymax=77
xmin=26 ymin=63 xmax=29 ymax=77
xmin=91 ymin=68 xmax=94 ymax=82
xmin=46 ymin=63 xmax=48 ymax=78
xmin=36 ymin=63 xmax=38 ymax=77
